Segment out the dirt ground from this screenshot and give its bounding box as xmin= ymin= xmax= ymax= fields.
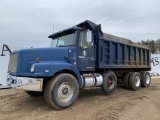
xmin=0 ymin=77 xmax=160 ymax=120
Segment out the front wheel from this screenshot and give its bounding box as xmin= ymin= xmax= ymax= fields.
xmin=101 ymin=71 xmax=117 ymax=94
xmin=44 ymin=73 xmax=79 ymax=110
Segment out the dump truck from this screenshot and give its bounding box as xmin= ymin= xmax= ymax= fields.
xmin=6 ymin=20 xmax=151 ymax=109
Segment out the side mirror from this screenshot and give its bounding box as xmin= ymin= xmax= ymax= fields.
xmin=87 ymin=30 xmax=93 ymax=47
xmin=87 ymin=30 xmax=92 ymax=43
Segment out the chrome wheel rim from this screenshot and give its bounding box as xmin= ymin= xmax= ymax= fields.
xmin=135 ymin=76 xmax=140 ymax=87
xmin=108 ymin=76 xmax=115 ymax=89
xmin=146 ymin=74 xmax=150 ymax=85
xmin=57 ymin=82 xmax=74 ymax=103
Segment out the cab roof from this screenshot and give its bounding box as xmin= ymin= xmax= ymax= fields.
xmin=48 ymin=20 xmax=98 ymax=38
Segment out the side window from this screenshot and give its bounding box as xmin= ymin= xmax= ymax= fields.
xmin=79 ymin=31 xmax=87 ymax=48
xmin=79 ymin=30 xmax=93 ymax=48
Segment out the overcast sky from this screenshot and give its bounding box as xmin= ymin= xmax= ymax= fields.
xmin=0 ymin=0 xmax=160 ymax=47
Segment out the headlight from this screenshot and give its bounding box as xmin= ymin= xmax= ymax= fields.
xmin=30 ymin=64 xmax=35 ymax=72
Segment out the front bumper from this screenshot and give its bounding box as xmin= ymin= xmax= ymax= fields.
xmin=7 ymin=74 xmax=43 ymax=91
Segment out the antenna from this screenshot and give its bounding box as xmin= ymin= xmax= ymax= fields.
xmin=53 ymin=25 xmax=54 ymax=34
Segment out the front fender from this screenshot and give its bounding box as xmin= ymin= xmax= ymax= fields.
xmin=33 ymin=62 xmax=83 ymax=88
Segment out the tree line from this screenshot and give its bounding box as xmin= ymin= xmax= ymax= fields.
xmin=138 ymin=39 xmax=160 ymax=54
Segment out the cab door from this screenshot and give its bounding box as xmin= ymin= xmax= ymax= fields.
xmin=77 ymin=30 xmax=95 ymax=71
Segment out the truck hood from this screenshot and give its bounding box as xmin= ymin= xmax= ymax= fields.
xmin=19 ymin=47 xmax=69 ymax=62
xmin=8 ymin=47 xmax=69 ymax=75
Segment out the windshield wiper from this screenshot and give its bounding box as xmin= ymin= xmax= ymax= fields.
xmin=57 ymin=45 xmax=75 ymax=47
xmin=57 ymin=45 xmax=66 ymax=47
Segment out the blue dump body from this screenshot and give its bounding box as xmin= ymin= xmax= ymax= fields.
xmin=98 ymin=33 xmax=150 ymax=69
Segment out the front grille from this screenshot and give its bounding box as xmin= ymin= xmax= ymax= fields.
xmin=8 ymin=53 xmax=18 ymax=73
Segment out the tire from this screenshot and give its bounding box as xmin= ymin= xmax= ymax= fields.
xmin=25 ymin=91 xmax=43 ymax=97
xmin=44 ymin=73 xmax=79 ymax=110
xmin=123 ymin=72 xmax=131 ymax=89
xmin=129 ymin=72 xmax=141 ymax=91
xmin=101 ymin=71 xmax=117 ymax=94
xmin=141 ymin=71 xmax=151 ymax=87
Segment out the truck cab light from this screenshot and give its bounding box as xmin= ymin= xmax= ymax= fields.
xmin=35 ymin=58 xmax=39 ymax=63
xmin=30 ymin=64 xmax=35 ymax=73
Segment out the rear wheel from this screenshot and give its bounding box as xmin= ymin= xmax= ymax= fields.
xmin=123 ymin=72 xmax=131 ymax=89
xmin=101 ymin=71 xmax=117 ymax=94
xmin=25 ymin=91 xmax=43 ymax=97
xmin=129 ymin=72 xmax=141 ymax=91
xmin=44 ymin=73 xmax=79 ymax=110
xmin=141 ymin=71 xmax=151 ymax=87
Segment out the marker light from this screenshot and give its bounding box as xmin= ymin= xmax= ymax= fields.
xmin=35 ymin=58 xmax=40 ymax=63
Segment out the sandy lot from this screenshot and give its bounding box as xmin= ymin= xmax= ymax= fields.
xmin=0 ymin=77 xmax=160 ymax=120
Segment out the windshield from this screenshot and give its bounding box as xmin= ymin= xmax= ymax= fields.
xmin=50 ymin=31 xmax=77 ymax=47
